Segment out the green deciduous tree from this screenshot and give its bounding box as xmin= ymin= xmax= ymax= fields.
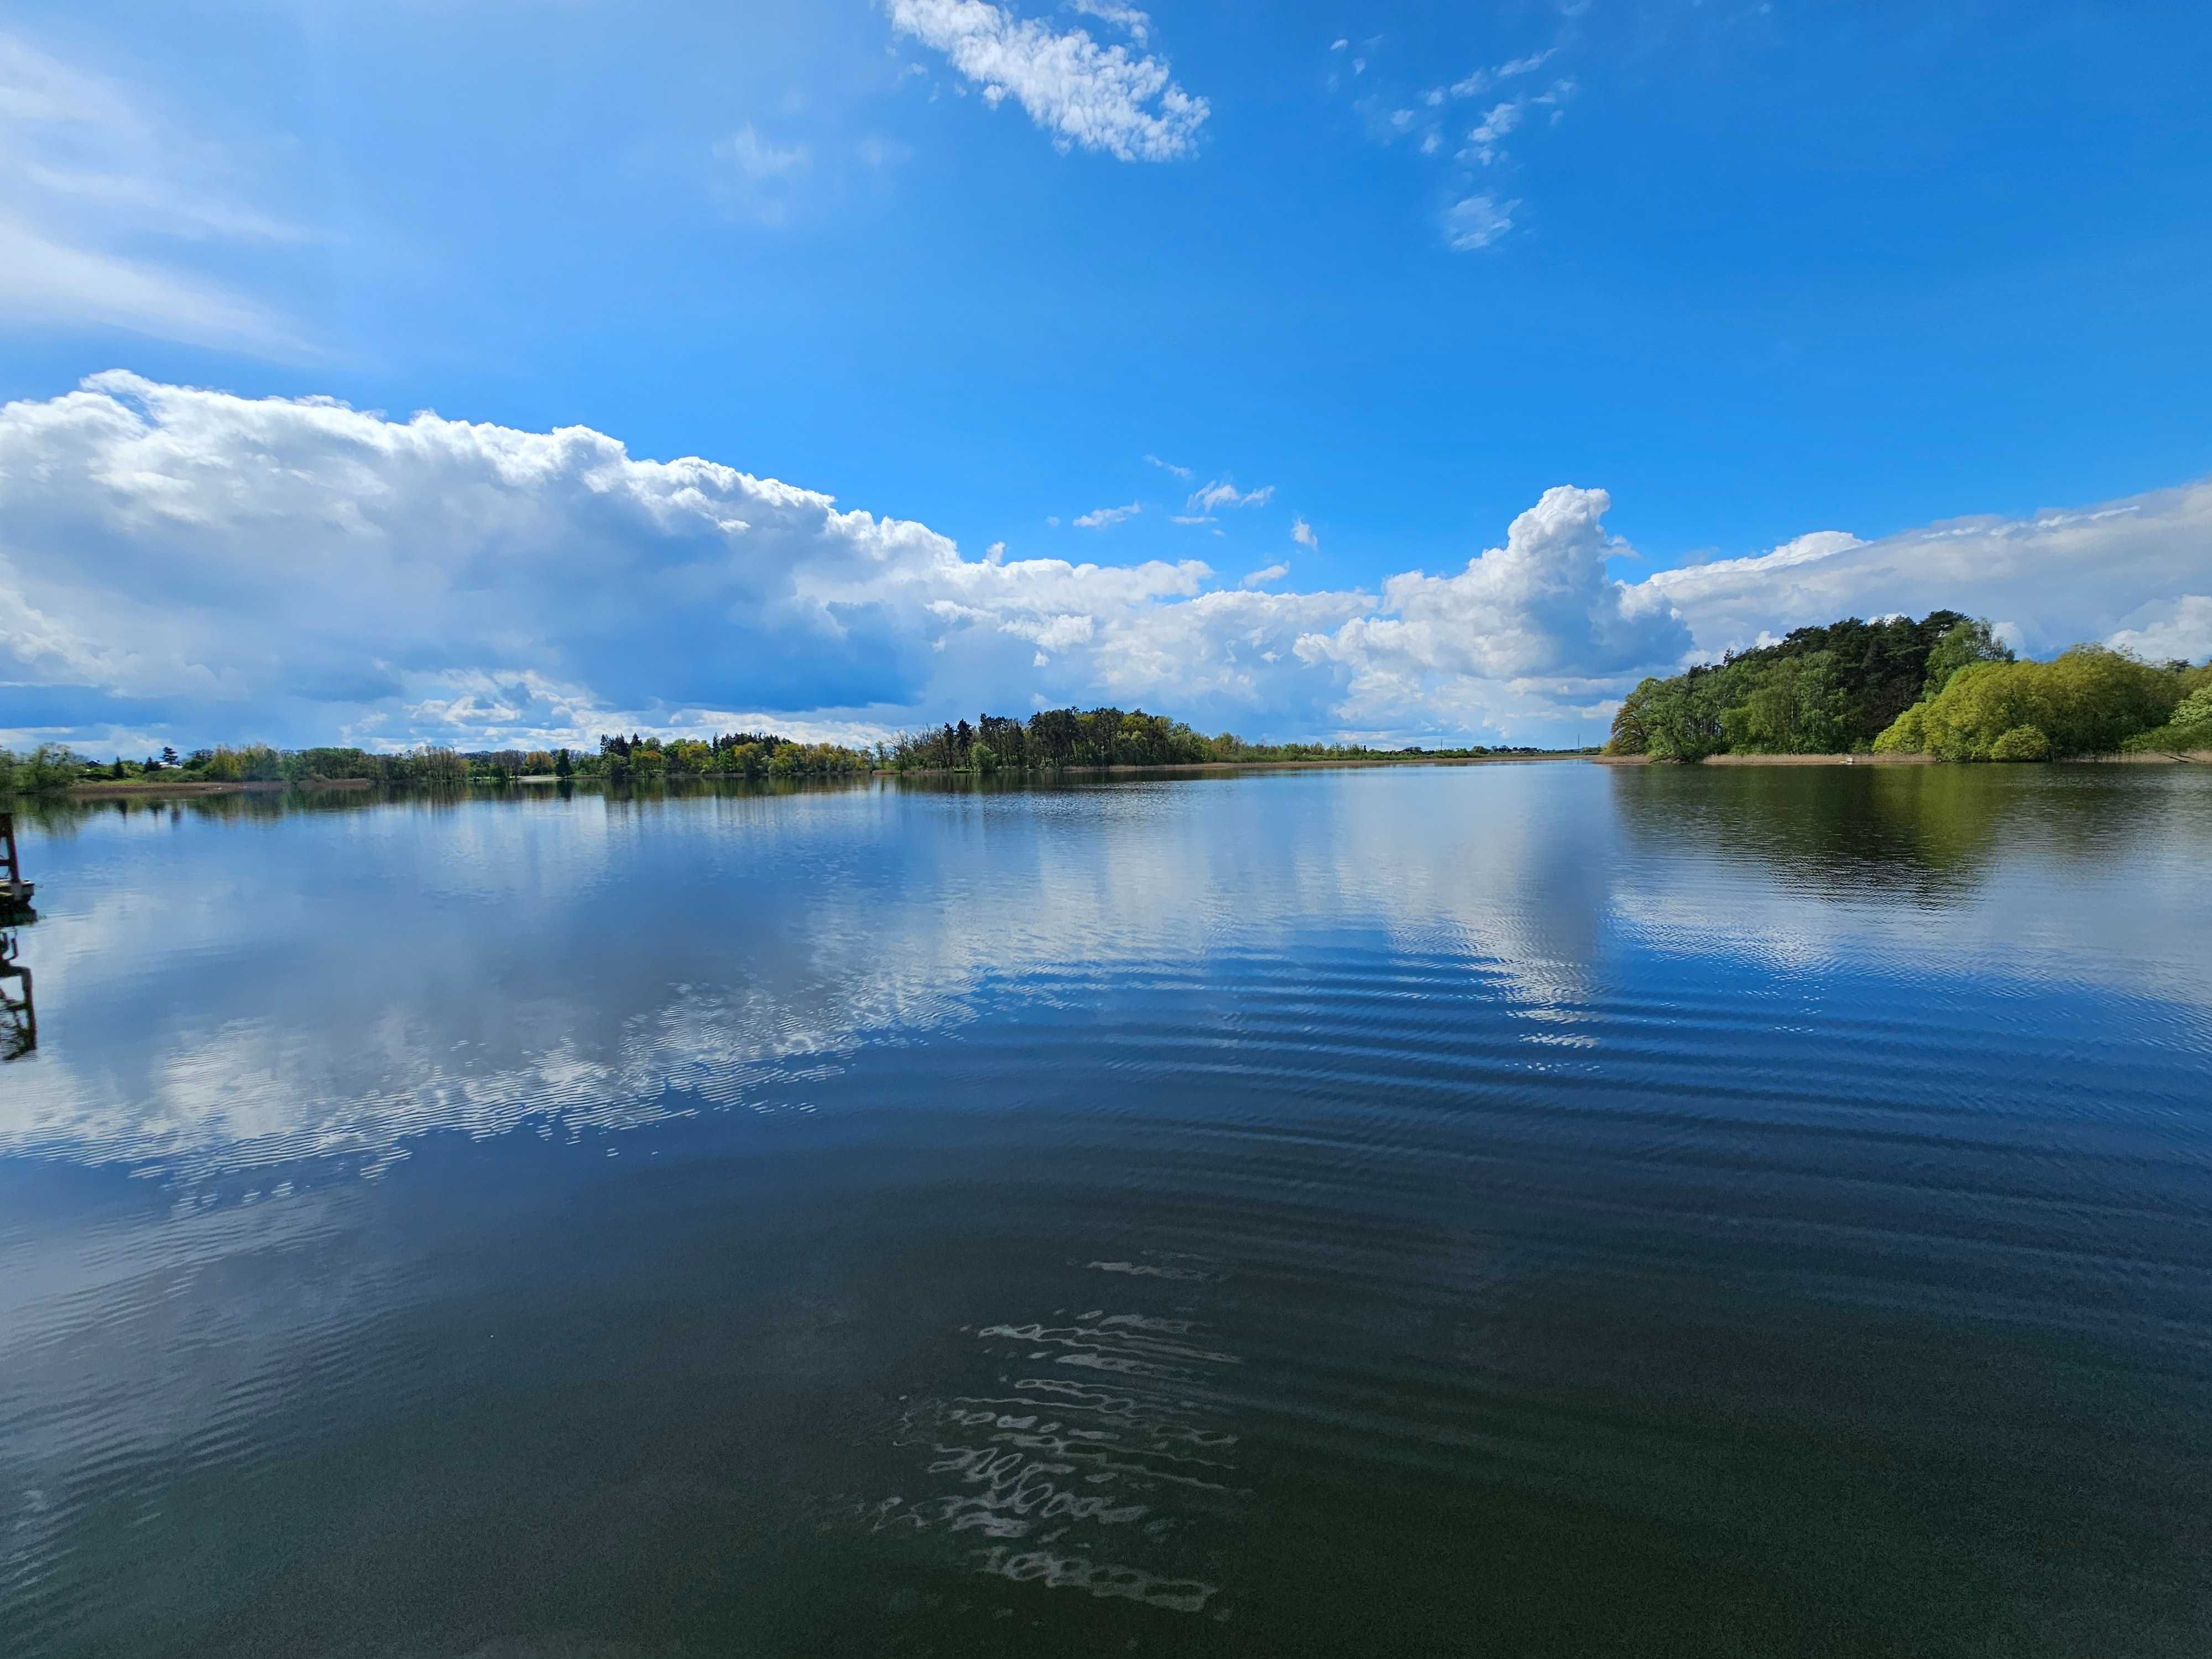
xmin=1877 ymin=646 xmax=2180 ymax=759
xmin=1922 ymin=617 xmax=2016 ymax=697
xmin=7 ymin=745 xmax=85 ymax=794
xmin=1637 ymin=671 xmax=1728 ymax=762
xmin=1987 ymin=724 xmax=2051 ymax=761
xmin=1717 ymin=651 xmax=1850 ymax=754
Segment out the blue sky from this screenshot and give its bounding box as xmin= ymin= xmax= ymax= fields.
xmin=3 ymin=1 xmax=2210 ymax=752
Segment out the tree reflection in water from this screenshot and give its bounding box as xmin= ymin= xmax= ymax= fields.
xmin=1609 ymin=761 xmax=2208 ymax=901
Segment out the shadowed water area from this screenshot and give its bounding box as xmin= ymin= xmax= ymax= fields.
xmin=2 ymin=763 xmax=2209 ymax=1657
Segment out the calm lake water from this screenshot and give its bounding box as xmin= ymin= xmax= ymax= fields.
xmin=3 ymin=762 xmax=2210 ymax=1657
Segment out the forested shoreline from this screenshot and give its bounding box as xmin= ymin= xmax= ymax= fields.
xmin=884 ymin=707 xmax=1524 ymax=771
xmin=1607 ymin=611 xmax=2212 ymax=763
xmin=0 ymin=733 xmax=876 ymax=795
xmin=13 ymin=628 xmax=2205 ymax=799
xmin=2 ymin=708 xmax=1550 ymax=797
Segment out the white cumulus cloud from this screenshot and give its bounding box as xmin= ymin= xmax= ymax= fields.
xmin=2108 ymin=594 xmax=2212 ymax=664
xmin=886 ymin=0 xmax=1208 ymax=161
xmin=1073 ymin=500 xmax=1140 ymax=528
xmin=1296 ymin=487 xmax=1692 ymax=720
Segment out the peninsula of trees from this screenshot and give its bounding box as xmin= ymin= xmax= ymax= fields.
xmin=883 ymin=708 xmax=1514 ymax=771
xmin=1606 ymin=611 xmax=2212 ymax=762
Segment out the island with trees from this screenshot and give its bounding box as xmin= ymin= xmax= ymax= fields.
xmin=1605 ymin=610 xmax=2212 ymax=763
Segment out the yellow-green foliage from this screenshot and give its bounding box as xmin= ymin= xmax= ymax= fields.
xmin=1987 ymin=724 xmax=2051 ymax=761
xmin=661 ymin=739 xmax=715 ymax=775
xmin=1870 ymin=704 xmax=1926 ymax=755
xmin=1874 ymin=646 xmax=2181 ymax=759
xmin=409 ymin=747 xmax=469 ymax=787
xmin=200 ymin=743 xmax=286 ymax=782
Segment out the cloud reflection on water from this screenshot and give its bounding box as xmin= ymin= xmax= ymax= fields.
xmin=3 ymin=766 xmax=2208 ymax=1183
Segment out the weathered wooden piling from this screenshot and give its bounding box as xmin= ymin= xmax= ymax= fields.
xmin=0 ymin=811 xmax=31 ymax=910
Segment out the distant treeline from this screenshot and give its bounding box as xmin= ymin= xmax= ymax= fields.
xmin=1608 ymin=610 xmax=2212 ymax=761
xmin=4 ymin=742 xmax=477 ymax=793
xmin=593 ymin=732 xmax=869 ymax=780
xmin=5 ymin=711 xmax=1556 ymax=796
xmin=887 ymin=707 xmax=1528 ymax=771
xmin=0 ymin=733 xmax=873 ymax=793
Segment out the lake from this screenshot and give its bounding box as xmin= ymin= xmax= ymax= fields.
xmin=3 ymin=762 xmax=2209 ymax=1657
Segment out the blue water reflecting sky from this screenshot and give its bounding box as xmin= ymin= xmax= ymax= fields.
xmin=6 ymin=766 xmax=2205 ymax=1181
xmin=4 ymin=765 xmax=2210 ymax=1657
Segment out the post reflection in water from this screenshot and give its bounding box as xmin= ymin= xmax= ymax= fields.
xmin=0 ymin=931 xmax=33 ymax=1060
xmin=1 ymin=809 xmax=38 ymax=1061
xmin=1 ymin=764 xmax=2209 ymax=1658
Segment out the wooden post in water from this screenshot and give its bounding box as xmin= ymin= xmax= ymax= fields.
xmin=0 ymin=811 xmax=29 ymax=907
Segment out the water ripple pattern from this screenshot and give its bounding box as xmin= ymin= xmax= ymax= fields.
xmin=860 ymin=1267 xmax=1243 ymax=1616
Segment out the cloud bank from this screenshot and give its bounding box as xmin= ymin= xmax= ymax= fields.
xmin=3 ymin=373 xmax=2209 ymax=754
